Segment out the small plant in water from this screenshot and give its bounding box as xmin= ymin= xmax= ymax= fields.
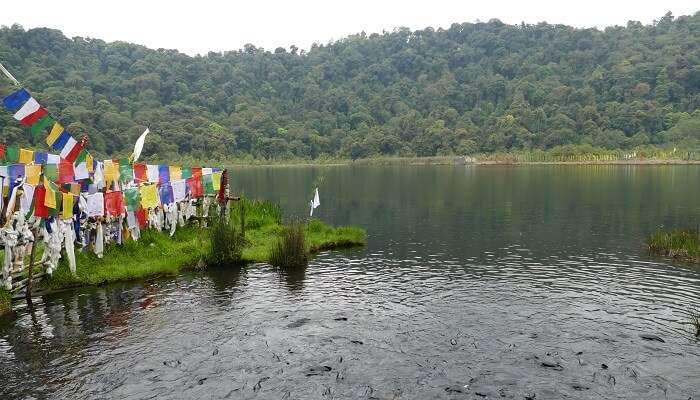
xmin=206 ymin=213 xmax=246 ymax=267
xmin=686 ymin=307 xmax=700 ymax=338
xmin=269 ymin=218 xmax=308 ymax=268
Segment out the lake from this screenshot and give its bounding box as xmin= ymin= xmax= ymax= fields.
xmin=1 ymin=165 xmax=699 ymax=399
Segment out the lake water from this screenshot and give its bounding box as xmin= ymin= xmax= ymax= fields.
xmin=1 ymin=165 xmax=699 ymax=399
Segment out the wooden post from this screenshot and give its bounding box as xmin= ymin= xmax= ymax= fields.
xmin=25 ymin=227 xmax=38 ymax=301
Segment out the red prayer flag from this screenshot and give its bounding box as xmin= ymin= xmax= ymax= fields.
xmin=133 ymin=163 xmax=147 ymax=183
xmin=191 ymin=167 xmax=202 ymax=178
xmin=20 ymin=107 xmax=48 ymax=126
xmin=136 ymin=207 xmax=147 ymax=227
xmin=63 ymin=141 xmax=83 ymax=163
xmin=34 ymin=186 xmax=49 ymax=218
xmin=0 ymin=144 xmax=5 ymax=159
xmin=58 ymin=161 xmax=74 ymax=184
xmin=104 ymin=191 xmax=125 ymax=216
xmin=187 ymin=176 xmax=203 ymax=198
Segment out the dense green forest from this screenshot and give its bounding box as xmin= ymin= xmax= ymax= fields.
xmin=0 ymin=12 xmax=699 ymax=161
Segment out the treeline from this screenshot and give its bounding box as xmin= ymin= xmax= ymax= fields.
xmin=0 ymin=11 xmax=698 ymax=161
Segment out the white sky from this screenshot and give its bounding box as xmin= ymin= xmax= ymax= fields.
xmin=0 ymin=0 xmax=697 ymax=56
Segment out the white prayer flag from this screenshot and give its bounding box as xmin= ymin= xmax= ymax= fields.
xmin=87 ymin=192 xmax=104 ymax=217
xmin=132 ymin=128 xmax=149 ymax=162
xmin=172 ymin=180 xmax=187 ymax=202
xmin=309 ymin=187 xmax=320 ymax=216
xmin=146 ymin=164 xmax=159 ymax=183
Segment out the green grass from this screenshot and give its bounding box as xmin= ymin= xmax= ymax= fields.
xmin=648 ymin=228 xmax=700 ymax=261
xmin=37 ymin=199 xmax=365 ymax=291
xmin=0 ymin=288 xmax=10 ymax=316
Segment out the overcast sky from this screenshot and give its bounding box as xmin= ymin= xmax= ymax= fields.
xmin=0 ymin=0 xmax=696 ymax=55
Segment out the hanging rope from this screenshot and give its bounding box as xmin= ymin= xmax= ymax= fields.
xmin=0 ymin=61 xmax=20 ymax=87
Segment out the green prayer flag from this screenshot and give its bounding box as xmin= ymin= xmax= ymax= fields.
xmin=119 ymin=158 xmax=133 ymax=182
xmin=30 ymin=115 xmax=54 ymax=136
xmin=202 ymin=174 xmax=214 ymax=195
xmin=124 ymin=187 xmax=140 ymax=211
xmin=181 ymin=167 xmax=192 ymax=179
xmin=5 ymin=146 xmax=19 ymax=163
xmin=74 ymin=149 xmax=89 ymax=165
xmin=44 ymin=164 xmax=58 ymax=182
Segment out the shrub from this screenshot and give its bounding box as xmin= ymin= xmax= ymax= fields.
xmin=269 ymin=219 xmax=308 ymax=268
xmin=206 ymin=214 xmax=246 ymax=267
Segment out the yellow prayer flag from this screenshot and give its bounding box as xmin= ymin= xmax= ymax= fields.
xmin=44 ymin=179 xmax=57 ymax=209
xmin=140 ymin=184 xmax=159 ymax=209
xmin=62 ymin=192 xmax=74 ymax=219
xmin=169 ymin=166 xmax=182 ymax=181
xmin=104 ymin=160 xmax=119 ymax=184
xmin=46 ymin=122 xmax=63 ymax=146
xmin=212 ymin=172 xmax=222 ymax=191
xmin=86 ymin=154 xmax=94 ymax=172
xmin=25 ymin=165 xmax=42 ymax=185
xmin=19 ymin=148 xmax=34 ymax=164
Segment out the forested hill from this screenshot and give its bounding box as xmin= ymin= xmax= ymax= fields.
xmin=0 ymin=12 xmax=699 ymax=161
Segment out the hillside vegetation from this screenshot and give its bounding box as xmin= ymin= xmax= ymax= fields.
xmin=0 ymin=12 xmax=698 ymax=161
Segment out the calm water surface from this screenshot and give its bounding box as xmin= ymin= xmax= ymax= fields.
xmin=1 ymin=165 xmax=700 ymax=399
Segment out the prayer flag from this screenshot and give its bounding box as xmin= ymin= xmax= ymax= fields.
xmin=192 ymin=167 xmax=202 ymax=178
xmin=2 ymin=88 xmax=30 ymax=111
xmin=18 ymin=148 xmax=33 ymax=164
xmin=58 ymin=161 xmax=74 ymax=184
xmin=61 ymin=192 xmax=74 ymax=220
xmin=44 ymin=178 xmax=57 ymax=209
xmin=132 ymin=128 xmax=149 ymax=162
xmin=181 ymin=167 xmax=192 ymax=179
xmin=310 ymin=187 xmax=320 ymax=216
xmin=5 ymin=146 xmax=19 ymax=163
xmin=60 ymin=137 xmax=82 ymax=162
xmin=9 ymin=164 xmax=24 ymax=182
xmin=74 ymin=149 xmax=88 ymax=166
xmin=133 ymin=163 xmax=147 ymax=182
xmin=87 ymin=192 xmax=104 ymax=217
xmin=119 ymin=158 xmax=133 ymax=182
xmin=103 ymin=160 xmax=119 ymax=184
xmin=212 ymin=172 xmax=222 ymax=191
xmin=46 ymin=154 xmax=60 ymax=164
xmin=187 ymin=176 xmax=203 ymax=198
xmin=44 ymin=164 xmax=58 ymax=182
xmin=74 ymin=162 xmax=89 ymax=180
xmin=172 ymin=179 xmax=187 ymax=202
xmin=105 ymin=191 xmax=125 ymax=216
xmin=158 ymin=164 xmax=170 ymax=183
xmin=146 ymin=164 xmax=159 ymax=183
xmin=202 ymin=174 xmax=214 ymax=195
xmin=20 ymin=183 xmax=35 ymax=216
xmin=30 ymin=115 xmax=54 ymax=136
xmin=34 ymin=186 xmax=48 ymax=218
xmin=158 ymin=182 xmax=174 ymax=205
xmin=169 ymin=165 xmax=182 ymax=181
xmin=139 ymin=184 xmax=159 ymax=209
xmin=25 ymin=164 xmax=41 ymax=185
xmin=13 ymin=97 xmax=47 ymax=126
xmin=202 ymin=167 xmax=213 ymax=176
xmin=124 ymin=188 xmax=140 ymax=211
xmin=34 ymin=151 xmax=48 ymax=164
xmin=50 ymin=130 xmax=71 ymax=151
xmin=46 ymin=122 xmax=63 ymax=146
xmin=0 ymin=144 xmax=5 ymax=159
xmin=136 ymin=207 xmax=147 ymax=227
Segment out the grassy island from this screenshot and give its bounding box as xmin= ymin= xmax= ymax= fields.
xmin=648 ymin=228 xmax=700 ymax=262
xmin=0 ymin=200 xmax=365 ymax=314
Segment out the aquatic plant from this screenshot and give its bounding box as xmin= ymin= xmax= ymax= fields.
xmin=0 ymin=288 xmax=10 ymax=316
xmin=206 ymin=213 xmax=246 ymax=267
xmin=686 ymin=307 xmax=700 ymax=338
xmin=647 ymin=229 xmax=700 ymax=260
xmin=269 ymin=218 xmax=308 ymax=269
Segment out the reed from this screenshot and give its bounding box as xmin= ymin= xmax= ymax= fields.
xmin=206 ymin=213 xmax=246 ymax=267
xmin=686 ymin=308 xmax=700 ymax=338
xmin=648 ymin=228 xmax=700 ymax=260
xmin=269 ymin=218 xmax=309 ymax=269
xmin=0 ymin=288 xmax=10 ymax=316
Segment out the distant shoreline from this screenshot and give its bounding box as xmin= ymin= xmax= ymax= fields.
xmin=226 ymin=157 xmax=700 ymax=168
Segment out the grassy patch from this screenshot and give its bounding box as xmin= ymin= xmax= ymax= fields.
xmin=39 ymin=199 xmax=365 ymax=291
xmin=269 ymin=219 xmax=309 ymax=269
xmin=648 ymin=228 xmax=700 ymax=261
xmin=0 ymin=288 xmax=10 ymax=316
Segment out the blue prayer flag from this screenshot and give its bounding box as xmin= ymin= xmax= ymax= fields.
xmin=51 ymin=130 xmax=71 ymax=151
xmin=158 ymin=164 xmax=170 ymax=183
xmin=2 ymin=88 xmax=30 ymax=111
xmin=158 ymin=183 xmax=174 ymax=205
xmin=34 ymin=152 xmax=48 ymax=164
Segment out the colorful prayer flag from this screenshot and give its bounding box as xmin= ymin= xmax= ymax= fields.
xmin=58 ymin=161 xmax=74 ymax=184
xmin=105 ymin=191 xmax=125 ymax=216
xmin=124 ymin=188 xmax=140 ymax=211
xmin=25 ymin=165 xmax=41 ymax=185
xmin=34 ymin=186 xmax=49 ymax=218
xmin=44 ymin=164 xmax=58 ymax=182
xmin=18 ymin=148 xmax=33 ymax=164
xmin=34 ymin=151 xmax=48 ymax=164
xmin=187 ymin=176 xmax=203 ymax=198
xmin=212 ymin=172 xmax=222 ymax=191
xmin=119 ymin=158 xmax=133 ymax=182
xmin=133 ymin=163 xmax=147 ymax=182
xmin=158 ymin=164 xmax=170 ymax=183
xmin=2 ymin=88 xmax=30 ymax=111
xmin=5 ymin=146 xmax=19 ymax=163
xmin=139 ymin=184 xmax=159 ymax=209
xmin=202 ymin=174 xmax=214 ymax=195
xmin=30 ymin=115 xmax=54 ymax=136
xmin=169 ymin=165 xmax=182 ymax=181
xmin=158 ymin=182 xmax=174 ymax=205
xmin=146 ymin=164 xmax=159 ymax=183
xmin=181 ymin=167 xmax=192 ymax=179
xmin=61 ymin=192 xmax=74 ymax=220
